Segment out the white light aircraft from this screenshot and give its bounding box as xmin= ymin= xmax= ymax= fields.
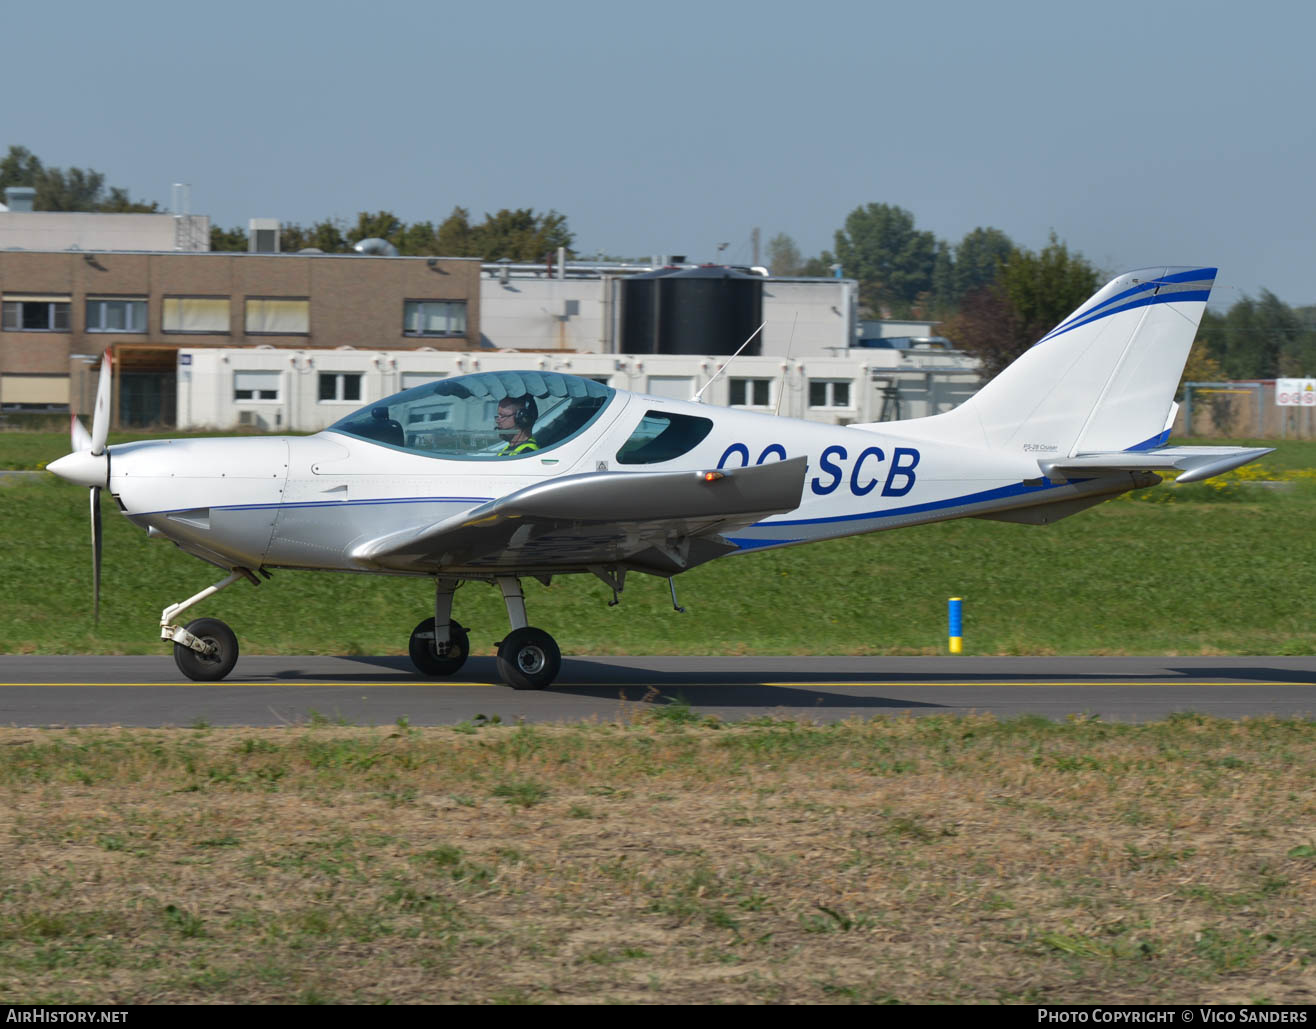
xmin=49 ymin=266 xmax=1270 ymax=688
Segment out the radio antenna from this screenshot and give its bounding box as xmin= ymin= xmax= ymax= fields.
xmin=692 ymin=321 xmax=765 ymax=402
xmin=774 ymin=312 xmax=798 ymax=416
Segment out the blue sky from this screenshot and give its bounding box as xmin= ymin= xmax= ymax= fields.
xmin=5 ymin=0 xmax=1313 ymax=307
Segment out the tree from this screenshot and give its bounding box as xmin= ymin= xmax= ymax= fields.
xmin=279 ymin=219 xmax=350 ymax=253
xmin=830 ymin=203 xmax=936 ymax=317
xmin=1178 ymin=343 xmax=1227 ymax=398
xmin=948 ymin=234 xmax=1099 ymax=378
xmin=0 ymin=145 xmax=42 ymax=198
xmin=952 ymin=227 xmax=1014 ymax=300
xmin=347 ymin=210 xmax=404 ymax=248
xmin=37 ymin=166 xmax=109 ymax=211
xmin=998 ymin=233 xmax=1100 ymax=346
xmin=432 ymin=206 xmax=573 ymax=261
xmin=929 ymin=241 xmax=955 ymax=313
xmin=765 ymin=233 xmax=804 ymax=276
xmin=436 ymin=207 xmax=477 ymax=256
xmin=209 ymin=225 xmax=248 ymax=251
xmin=0 ymin=145 xmax=156 ymax=212
xmin=396 ymin=220 xmax=438 ymax=257
xmin=98 ymin=187 xmax=159 ymax=213
xmin=799 ymin=251 xmax=836 ymax=278
xmin=941 ymin=283 xmax=1023 ymax=379
xmin=1199 ymin=291 xmax=1314 ymax=379
xmin=475 ymin=208 xmax=574 ymax=261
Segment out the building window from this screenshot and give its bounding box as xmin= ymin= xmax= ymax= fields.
xmin=234 ymin=370 xmax=280 ymax=402
xmin=400 ymin=371 xmax=447 ymax=390
xmin=3 ymin=297 xmax=71 ymax=332
xmin=644 ymin=376 xmax=695 ymax=400
xmin=809 ymin=379 xmax=852 ymax=408
xmin=163 ymin=297 xmax=229 ymax=334
xmin=318 ymin=373 xmax=362 ymax=402
xmin=86 ymin=298 xmax=147 ymax=333
xmin=246 ymin=298 xmax=309 ymax=335
xmin=403 ymin=300 xmax=467 ymax=337
xmin=0 ymin=373 xmax=69 ymax=408
xmin=729 ymin=377 xmax=771 ymax=407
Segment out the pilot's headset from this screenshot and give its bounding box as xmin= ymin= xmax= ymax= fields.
xmin=513 ymin=395 xmax=538 ymax=432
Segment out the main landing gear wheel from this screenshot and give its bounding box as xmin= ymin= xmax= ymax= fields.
xmin=409 ymin=618 xmax=470 ymax=677
xmin=496 ymin=627 xmax=561 ymax=691
xmin=173 ymin=617 xmax=239 ymax=682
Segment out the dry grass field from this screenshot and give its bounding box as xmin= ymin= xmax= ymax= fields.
xmin=2 ymin=712 xmax=1314 ymax=1004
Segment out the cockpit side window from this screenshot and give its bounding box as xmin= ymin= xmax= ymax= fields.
xmin=326 ymin=370 xmax=614 ymax=460
xmin=616 ymin=411 xmax=714 ymax=465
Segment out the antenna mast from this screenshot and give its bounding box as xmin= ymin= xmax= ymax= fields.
xmin=692 ymin=322 xmax=766 ymax=402
xmin=774 ymin=312 xmax=798 ymax=416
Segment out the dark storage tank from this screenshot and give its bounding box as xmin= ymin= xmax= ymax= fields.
xmin=620 ymin=266 xmax=763 ymax=355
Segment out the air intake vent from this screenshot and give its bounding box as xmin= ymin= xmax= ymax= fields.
xmin=248 ymin=219 xmax=280 ymax=253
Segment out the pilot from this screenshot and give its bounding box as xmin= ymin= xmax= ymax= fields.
xmin=495 ymin=395 xmax=539 ymax=456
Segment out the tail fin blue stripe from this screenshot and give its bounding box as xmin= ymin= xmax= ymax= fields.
xmin=1038 ymin=289 xmax=1212 ymax=345
xmin=1042 ymin=267 xmax=1215 ymax=342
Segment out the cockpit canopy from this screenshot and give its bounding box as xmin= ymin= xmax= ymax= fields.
xmin=326 ymin=370 xmax=616 ymax=460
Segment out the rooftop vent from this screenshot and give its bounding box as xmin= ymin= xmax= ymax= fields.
xmin=248 ymin=218 xmax=280 ymax=253
xmin=4 ymin=187 xmax=36 ymax=212
xmin=354 ymin=237 xmax=399 ymax=257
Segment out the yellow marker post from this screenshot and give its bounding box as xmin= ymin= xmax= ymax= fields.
xmin=948 ymin=597 xmax=963 ymax=654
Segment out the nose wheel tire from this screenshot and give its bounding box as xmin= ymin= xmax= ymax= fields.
xmin=173 ymin=617 xmax=239 ymax=682
xmin=409 ymin=619 xmax=470 ymax=677
xmin=496 ymin=627 xmax=561 ymax=690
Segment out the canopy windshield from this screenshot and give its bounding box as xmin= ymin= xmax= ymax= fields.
xmin=326 ymin=370 xmax=616 ymax=460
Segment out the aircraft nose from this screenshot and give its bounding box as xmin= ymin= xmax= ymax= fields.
xmin=48 ymin=451 xmax=108 ymax=488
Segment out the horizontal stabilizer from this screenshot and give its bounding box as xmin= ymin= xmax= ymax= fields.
xmin=1041 ymin=446 xmax=1273 ymax=485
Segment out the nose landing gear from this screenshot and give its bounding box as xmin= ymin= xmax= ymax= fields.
xmin=161 ymin=570 xmax=251 ymax=682
xmin=173 ymin=617 xmax=240 ymax=681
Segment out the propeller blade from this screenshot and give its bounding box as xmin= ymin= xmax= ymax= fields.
xmin=91 ymin=486 xmax=103 ymax=626
xmin=90 ymin=349 xmax=112 ymax=456
xmin=71 ymin=413 xmax=92 ymax=453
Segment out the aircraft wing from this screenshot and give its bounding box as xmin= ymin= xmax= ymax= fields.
xmin=1040 ymin=446 xmax=1273 ymax=484
xmin=351 ymin=457 xmax=808 ymax=576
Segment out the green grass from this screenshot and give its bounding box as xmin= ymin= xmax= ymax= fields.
xmin=3 ymin=434 xmax=1315 ymax=656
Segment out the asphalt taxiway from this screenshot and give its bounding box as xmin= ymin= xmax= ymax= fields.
xmin=1 ymin=654 xmax=1313 ymax=726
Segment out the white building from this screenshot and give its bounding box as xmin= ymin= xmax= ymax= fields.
xmin=176 ymin=345 xmax=981 ymax=433
xmin=0 ymin=186 xmax=208 ymax=252
xmin=477 ymin=262 xmax=860 ymax=358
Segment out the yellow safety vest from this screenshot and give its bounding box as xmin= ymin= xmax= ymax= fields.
xmin=498 ymin=438 xmax=539 ymax=457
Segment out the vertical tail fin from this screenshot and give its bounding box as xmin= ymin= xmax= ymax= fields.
xmin=885 ymin=266 xmax=1216 ymax=457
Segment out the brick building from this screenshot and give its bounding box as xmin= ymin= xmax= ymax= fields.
xmin=0 ymin=250 xmax=481 ymax=426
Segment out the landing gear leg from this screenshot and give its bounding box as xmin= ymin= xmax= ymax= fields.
xmin=494 ymin=576 xmax=561 ymax=690
xmin=162 ymin=570 xmax=250 ymax=681
xmin=409 ymin=576 xmax=470 ymax=677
